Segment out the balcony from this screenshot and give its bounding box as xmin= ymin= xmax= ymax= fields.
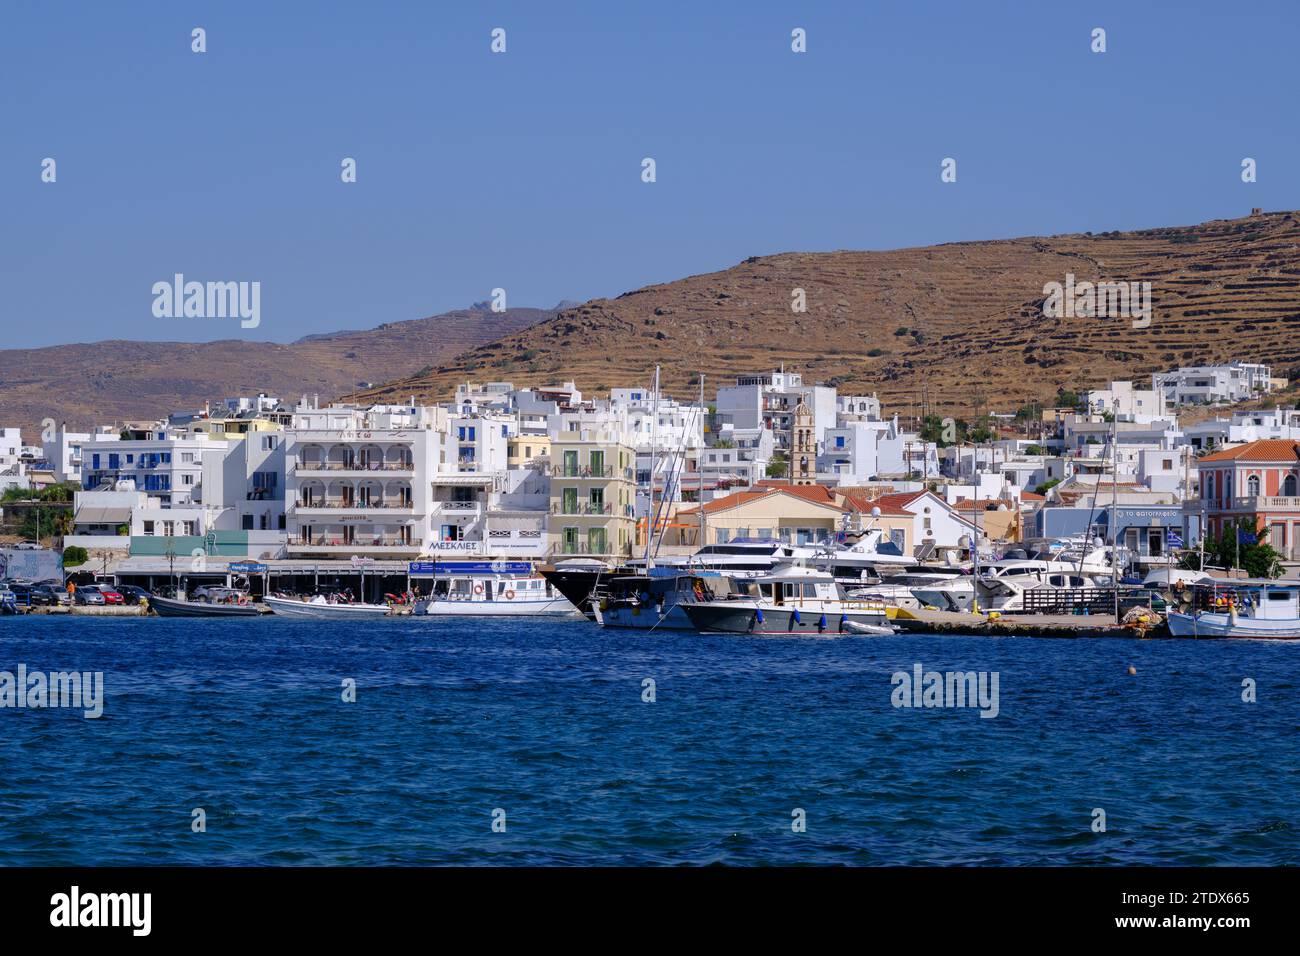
xmin=293 ymin=535 xmax=422 ymax=553
xmin=294 ymin=460 xmax=413 ymax=476
xmin=1194 ymin=496 xmax=1300 ymax=513
xmin=434 ymin=501 xmax=483 ymax=515
xmin=552 ymin=502 xmax=613 ymax=517
xmin=294 ymin=499 xmax=414 ymax=514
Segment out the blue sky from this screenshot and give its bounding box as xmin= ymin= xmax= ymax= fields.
xmin=2 ymin=0 xmax=1296 ymax=347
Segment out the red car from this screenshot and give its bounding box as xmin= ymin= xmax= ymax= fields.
xmin=84 ymin=584 xmax=124 ymax=605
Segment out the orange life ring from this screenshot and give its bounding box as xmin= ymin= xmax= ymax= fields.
xmin=473 ymin=583 xmax=484 ymax=595
xmin=505 ymin=589 xmax=516 ymax=600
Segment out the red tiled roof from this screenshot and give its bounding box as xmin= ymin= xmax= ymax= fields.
xmin=1198 ymin=439 xmax=1300 ymax=463
xmin=677 ymin=486 xmax=846 ymax=517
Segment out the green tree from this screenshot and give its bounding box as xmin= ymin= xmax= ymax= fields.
xmin=1179 ymin=519 xmax=1283 ymax=578
xmin=766 ymin=451 xmax=788 ymax=478
xmin=62 ymin=546 xmax=88 ymax=567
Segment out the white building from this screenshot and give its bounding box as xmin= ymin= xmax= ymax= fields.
xmin=1153 ymin=362 xmax=1273 ymax=407
xmin=285 ymin=400 xmax=447 ymax=559
xmin=1082 ymin=380 xmax=1167 ymax=422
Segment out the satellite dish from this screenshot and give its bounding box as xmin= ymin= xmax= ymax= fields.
xmin=871 ymin=506 xmax=881 ymax=518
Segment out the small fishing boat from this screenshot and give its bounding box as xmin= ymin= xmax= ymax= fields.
xmin=1167 ymin=580 xmax=1300 ymax=640
xmin=150 ymin=587 xmax=262 ymax=617
xmin=264 ymin=594 xmax=394 ymax=619
xmin=681 ymin=566 xmax=896 ymax=636
xmin=411 ymin=561 xmax=580 ymax=617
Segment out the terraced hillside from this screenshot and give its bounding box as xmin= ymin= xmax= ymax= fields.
xmin=0 ymin=307 xmax=554 ymax=437
xmin=359 ymin=210 xmax=1300 ymax=418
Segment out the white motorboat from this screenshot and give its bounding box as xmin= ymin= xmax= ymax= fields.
xmin=845 ymin=570 xmax=968 ymax=611
xmin=911 ymin=559 xmax=1100 ymax=613
xmin=411 ymin=561 xmax=581 ymax=617
xmin=681 ymin=566 xmax=896 ymax=635
xmin=264 ymin=594 xmax=394 ymax=619
xmin=628 ymin=538 xmax=815 ymax=578
xmin=1167 ymin=581 xmax=1300 ymax=639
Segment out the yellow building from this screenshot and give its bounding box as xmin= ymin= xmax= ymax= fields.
xmin=186 ymin=416 xmax=282 ymax=441
xmin=548 ymin=436 xmax=636 ymax=557
xmin=672 ymin=485 xmax=849 ymax=548
xmin=508 ymin=434 xmax=551 ymax=470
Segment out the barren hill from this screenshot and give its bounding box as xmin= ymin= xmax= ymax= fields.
xmin=0 ymin=307 xmax=554 ymax=438
xmin=359 ymin=211 xmax=1300 ymax=419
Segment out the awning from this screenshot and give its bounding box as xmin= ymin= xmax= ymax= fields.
xmin=74 ymin=505 xmax=133 ymax=524
xmin=430 ymin=474 xmax=496 ymax=486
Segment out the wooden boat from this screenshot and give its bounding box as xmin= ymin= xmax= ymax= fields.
xmin=1167 ymin=580 xmax=1300 ymax=639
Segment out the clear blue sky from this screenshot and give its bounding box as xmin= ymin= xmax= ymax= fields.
xmin=2 ymin=0 xmax=1296 ymax=347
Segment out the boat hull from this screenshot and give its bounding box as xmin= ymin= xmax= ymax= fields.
xmin=264 ymin=596 xmax=393 ymax=619
xmin=593 ymin=603 xmax=695 ymax=630
xmin=150 ymin=595 xmax=261 ymax=617
xmin=1167 ymin=610 xmax=1300 ymax=640
xmin=683 ymin=602 xmax=893 ymax=635
xmin=417 ymin=598 xmax=581 ymax=618
xmin=539 ymin=565 xmax=633 ymax=617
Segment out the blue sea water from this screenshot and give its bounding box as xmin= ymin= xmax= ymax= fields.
xmin=0 ymin=616 xmax=1295 ymax=866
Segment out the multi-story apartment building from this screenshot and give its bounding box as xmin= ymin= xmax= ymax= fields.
xmin=548 ymin=431 xmax=636 ymax=557
xmin=284 ymin=401 xmax=448 ymax=558
xmin=1153 ymin=362 xmax=1273 ymax=407
xmin=81 ymin=426 xmax=218 ymax=506
xmin=714 ymin=370 xmax=838 ymax=452
xmin=42 ymin=427 xmax=91 ymax=485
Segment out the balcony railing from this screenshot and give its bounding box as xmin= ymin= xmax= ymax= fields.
xmin=296 ymin=461 xmax=413 ymax=472
xmin=297 ymin=535 xmax=422 ymax=548
xmin=1209 ymin=496 xmax=1300 ymax=511
xmin=436 ymin=501 xmax=482 ymax=512
xmin=551 ymin=502 xmax=613 ymax=516
xmin=296 ymin=499 xmax=413 ymax=510
xmin=554 ymin=466 xmax=635 ymax=480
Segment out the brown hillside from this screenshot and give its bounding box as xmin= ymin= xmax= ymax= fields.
xmin=0 ymin=308 xmax=553 ymax=439
xmin=360 ymin=211 xmax=1300 ymax=420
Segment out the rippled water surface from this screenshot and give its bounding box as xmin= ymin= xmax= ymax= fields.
xmin=0 ymin=616 xmax=1295 ymax=865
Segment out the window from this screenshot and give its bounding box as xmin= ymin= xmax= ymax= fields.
xmin=1247 ymin=475 xmax=1261 ymax=496
xmin=835 ymin=436 xmax=845 ymax=448
xmin=589 ymin=450 xmax=605 ymax=475
xmin=183 ymin=474 xmax=194 ymax=486
xmin=242 ymin=515 xmax=254 ymax=530
xmin=261 ymin=436 xmax=278 ymax=451
xmin=143 ymin=520 xmax=154 ymax=534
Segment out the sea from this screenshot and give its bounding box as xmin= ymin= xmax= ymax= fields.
xmin=0 ymin=616 xmax=1295 ymax=866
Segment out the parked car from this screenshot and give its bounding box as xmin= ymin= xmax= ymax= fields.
xmin=8 ymin=583 xmax=66 ymax=607
xmin=74 ymin=586 xmax=107 ymax=606
xmin=96 ymin=585 xmax=125 ymax=605
xmin=32 ymin=583 xmax=71 ymax=606
xmin=115 ymin=585 xmax=152 ymax=605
